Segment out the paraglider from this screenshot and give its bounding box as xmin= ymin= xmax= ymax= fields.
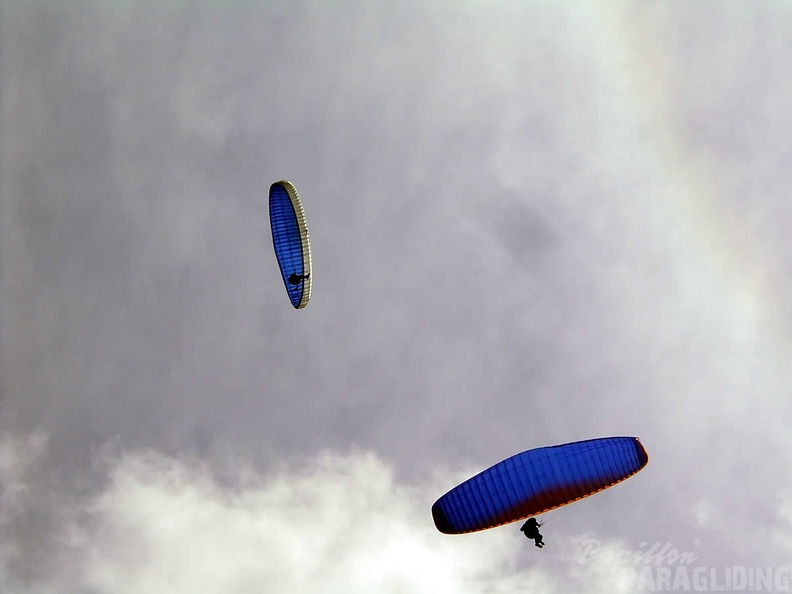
xmin=269 ymin=180 xmax=312 ymax=309
xmin=520 ymin=517 xmax=544 ymax=548
xmin=431 ymin=436 xmax=649 ymax=541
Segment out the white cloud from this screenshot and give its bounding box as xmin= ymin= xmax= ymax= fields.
xmin=771 ymin=496 xmax=792 ymax=558
xmin=0 ymin=431 xmax=50 ymax=584
xmin=0 ymin=431 xmax=48 ymax=517
xmin=70 ymin=448 xmax=525 ymax=594
xmin=0 ymin=439 xmax=663 ymax=594
xmin=5 ymin=433 xmax=791 ymax=594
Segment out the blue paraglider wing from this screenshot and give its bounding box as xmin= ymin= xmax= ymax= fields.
xmin=269 ymin=181 xmax=312 ymax=309
xmin=432 ymin=436 xmax=649 ymax=534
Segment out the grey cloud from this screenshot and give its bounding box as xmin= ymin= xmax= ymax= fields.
xmin=2 ymin=0 xmax=792 ymax=590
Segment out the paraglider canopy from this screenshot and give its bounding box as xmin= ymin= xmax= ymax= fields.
xmin=269 ymin=180 xmax=312 ymax=309
xmin=432 ymin=436 xmax=649 ymax=535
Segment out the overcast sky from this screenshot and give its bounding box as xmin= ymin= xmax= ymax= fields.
xmin=2 ymin=1 xmax=792 ymax=593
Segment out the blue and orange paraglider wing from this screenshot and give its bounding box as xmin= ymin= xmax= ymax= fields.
xmin=432 ymin=436 xmax=649 ymax=534
xmin=269 ymin=181 xmax=312 ymax=309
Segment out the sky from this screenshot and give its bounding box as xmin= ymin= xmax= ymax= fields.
xmin=2 ymin=0 xmax=792 ymax=592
